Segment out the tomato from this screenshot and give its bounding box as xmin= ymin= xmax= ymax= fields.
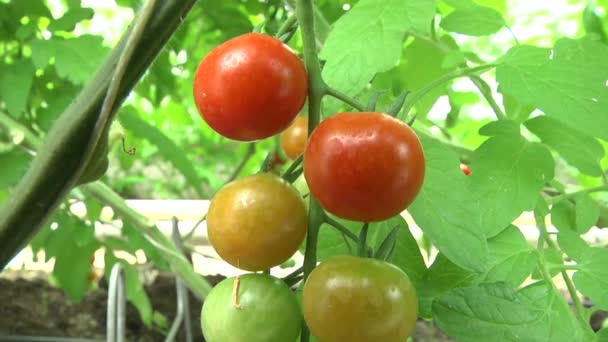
xmin=460 ymin=163 xmax=472 ymax=176
xmin=302 ymin=255 xmax=418 ymax=342
xmin=193 ymin=33 xmax=308 ymax=141
xmin=201 ymin=274 xmax=302 ymax=342
xmin=303 ymin=112 xmax=425 ymax=222
xmin=206 ymin=173 xmax=308 ymax=271
xmin=280 ymin=116 xmax=309 ymax=159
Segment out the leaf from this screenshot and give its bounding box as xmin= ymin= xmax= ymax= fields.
xmin=48 ymin=7 xmax=95 ymax=32
xmin=500 ymin=87 xmax=536 ymax=122
xmin=552 ymin=195 xmax=600 ymax=235
xmin=433 ymin=282 xmax=590 ymax=341
xmin=0 ymin=60 xmax=35 ymax=117
xmin=497 ymin=38 xmax=608 ymax=141
xmin=573 ymin=247 xmax=608 ymax=310
xmin=469 ymin=121 xmax=555 ymax=237
xmin=440 ymin=4 xmax=505 ymax=36
xmin=556 ymin=227 xmax=589 ymax=262
xmin=531 ymin=247 xmax=562 ymax=280
xmin=118 ymin=107 xmax=204 ymax=197
xmin=483 ymin=225 xmax=537 ymax=287
xmin=30 ymin=35 xmax=110 ymax=84
xmin=0 ymin=149 xmax=31 ymax=189
xmin=525 ymin=116 xmax=604 ymax=177
xmin=122 ymin=222 xmax=169 ymax=270
xmin=408 ymin=134 xmax=487 ymax=272
xmin=320 ymin=0 xmax=438 ymax=104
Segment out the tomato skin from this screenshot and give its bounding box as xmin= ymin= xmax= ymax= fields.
xmin=460 ymin=163 xmax=472 ymax=176
xmin=303 ymin=112 xmax=425 ymax=222
xmin=201 ymin=274 xmax=302 ymax=342
xmin=280 ymin=116 xmax=309 ymax=159
xmin=193 ymin=33 xmax=308 ymax=142
xmin=206 ymin=173 xmax=308 ymax=271
xmin=302 ymin=255 xmax=418 ymax=342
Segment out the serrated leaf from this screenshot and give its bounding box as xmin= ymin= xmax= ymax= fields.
xmin=48 ymin=7 xmax=94 ymax=32
xmin=557 ymin=227 xmax=589 ymax=262
xmin=573 ymin=247 xmax=608 ymax=310
xmin=525 ymin=116 xmax=604 ymax=177
xmin=0 ymin=149 xmax=31 ymax=189
xmin=469 ymin=122 xmax=555 ymax=237
xmin=0 ymin=60 xmax=35 ymax=117
xmin=320 ymin=0 xmax=438 ymax=107
xmin=434 ymin=282 xmax=590 ymax=341
xmin=483 ymin=225 xmax=537 ymax=287
xmin=440 ymin=5 xmax=505 ymax=36
xmin=118 ymin=107 xmax=203 ymax=197
xmin=552 ymin=194 xmax=600 ymax=235
xmin=30 ymin=35 xmax=110 ymax=84
xmin=408 ymin=134 xmax=488 ymax=272
xmin=497 ymin=38 xmax=608 ymax=141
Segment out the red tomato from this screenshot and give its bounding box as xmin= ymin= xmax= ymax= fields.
xmin=460 ymin=163 xmax=472 ymax=176
xmin=193 ymin=33 xmax=308 ymax=142
xmin=303 ymin=112 xmax=425 ymax=222
xmin=280 ymin=116 xmax=309 ymax=160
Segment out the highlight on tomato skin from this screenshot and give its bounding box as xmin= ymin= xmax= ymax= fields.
xmin=192 ymin=33 xmax=308 ymax=142
xmin=303 ymin=111 xmax=425 ymax=222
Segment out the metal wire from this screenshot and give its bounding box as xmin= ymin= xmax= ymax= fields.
xmin=107 ymin=263 xmax=126 ymax=342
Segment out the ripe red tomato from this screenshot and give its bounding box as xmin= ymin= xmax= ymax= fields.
xmin=302 ymin=255 xmax=418 ymax=342
xmin=193 ymin=33 xmax=308 ymax=141
xmin=460 ymin=163 xmax=472 ymax=176
xmin=206 ymin=173 xmax=308 ymax=271
xmin=201 ymin=274 xmax=302 ymax=342
xmin=280 ymin=116 xmax=309 ymax=160
xmin=303 ymin=112 xmax=425 ymax=222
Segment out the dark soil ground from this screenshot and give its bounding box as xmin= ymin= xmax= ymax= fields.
xmin=0 ymin=269 xmax=455 ymax=342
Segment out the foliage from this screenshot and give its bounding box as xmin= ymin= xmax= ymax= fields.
xmin=1 ymin=0 xmax=608 ymax=340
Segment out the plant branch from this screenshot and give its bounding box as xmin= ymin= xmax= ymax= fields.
xmin=399 ymin=63 xmax=498 ymax=120
xmin=324 ymin=214 xmax=358 ymax=242
xmin=547 ymin=184 xmax=608 ymax=205
xmin=325 ymin=86 xmax=366 ymax=112
xmin=468 ymin=75 xmax=507 ymax=120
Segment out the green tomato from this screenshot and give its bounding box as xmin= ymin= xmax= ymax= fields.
xmin=201 ymin=273 xmax=302 ymax=342
xmin=302 ymin=255 xmax=418 ymax=342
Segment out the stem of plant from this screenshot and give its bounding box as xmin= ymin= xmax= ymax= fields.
xmin=325 ymin=86 xmax=366 ymax=112
xmin=534 ymin=210 xmax=586 ymax=324
xmin=547 ymin=184 xmax=608 ymax=205
xmin=295 ymin=0 xmax=326 ymax=340
xmin=324 ymin=214 xmax=358 ymax=242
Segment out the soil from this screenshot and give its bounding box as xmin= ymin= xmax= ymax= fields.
xmin=0 ymin=269 xmax=604 ymax=341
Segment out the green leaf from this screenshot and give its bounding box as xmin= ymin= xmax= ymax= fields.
xmin=408 ymin=134 xmax=487 ymax=272
xmin=525 ymin=116 xmax=605 ymax=177
xmin=433 ymin=282 xmax=590 ymax=341
xmin=48 ymin=7 xmax=95 ymax=32
xmin=483 ymin=225 xmax=537 ymax=287
xmin=469 ymin=121 xmax=555 ymax=237
xmin=531 ymin=246 xmax=562 ymax=280
xmin=500 ymin=87 xmax=536 ymax=122
xmin=497 ymin=38 xmax=608 ymax=141
xmin=573 ymin=247 xmax=608 ymax=310
xmin=557 ymin=227 xmax=589 ymax=262
xmin=440 ymin=4 xmax=505 ymax=36
xmin=118 ymin=107 xmax=204 ymax=197
xmin=552 ymin=194 xmax=600 ymax=235
xmin=0 ymin=149 xmax=31 ymax=189
xmin=30 ymin=35 xmax=110 ymax=84
xmin=320 ymin=0 xmax=438 ymax=103
xmin=122 ymin=222 xmax=169 ymax=270
xmin=0 ymin=60 xmax=35 ymax=117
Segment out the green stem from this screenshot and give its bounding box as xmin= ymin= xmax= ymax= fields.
xmin=468 ymin=75 xmax=507 ymax=120
xmin=0 ymin=111 xmax=42 ymax=148
xmin=276 ymin=13 xmax=298 ymax=37
xmin=295 ymin=0 xmax=325 ymax=341
xmin=324 ymin=214 xmax=358 ymax=242
xmin=547 ymin=185 xmax=608 ymax=205
xmin=399 ymin=63 xmax=498 ymax=120
xmin=325 ymin=86 xmax=366 ymax=112
xmin=357 ymin=223 xmax=369 ymax=257
xmin=534 ymin=210 xmax=586 ymax=324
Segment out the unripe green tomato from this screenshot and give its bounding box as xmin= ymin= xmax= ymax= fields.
xmin=201 ymin=274 xmax=302 ymax=342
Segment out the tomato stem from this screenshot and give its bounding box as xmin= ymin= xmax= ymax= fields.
xmin=232 ymin=275 xmax=243 ymax=309
xmin=324 ymin=86 xmax=366 ymax=112
xmin=357 ymin=223 xmax=370 ymax=257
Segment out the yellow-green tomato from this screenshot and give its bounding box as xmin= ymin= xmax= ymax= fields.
xmin=302 ymin=255 xmax=419 ymax=342
xmin=201 ymin=274 xmax=302 ymax=342
xmin=207 ymin=172 xmax=308 ymax=271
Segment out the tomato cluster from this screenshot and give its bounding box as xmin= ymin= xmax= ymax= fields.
xmin=194 ymin=31 xmax=423 ymax=342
